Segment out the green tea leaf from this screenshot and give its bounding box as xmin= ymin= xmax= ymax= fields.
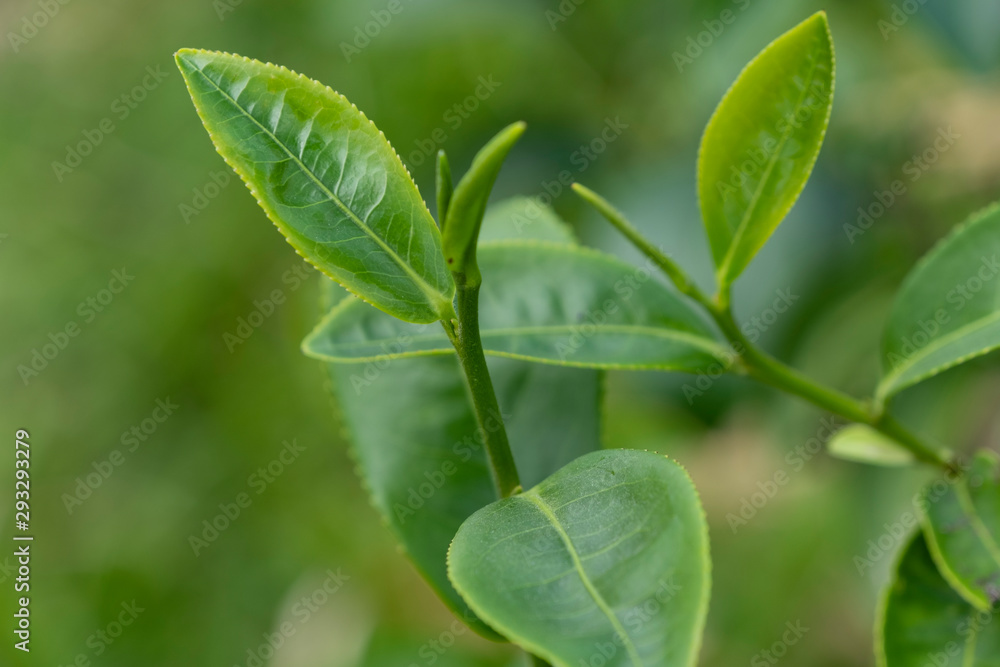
xmin=922 ymin=450 xmax=1000 ymax=611
xmin=878 ymin=203 xmax=1000 ymax=402
xmin=697 ymin=12 xmax=834 ymax=287
xmin=319 ymin=205 xmax=602 ymax=639
xmin=304 ymin=242 xmax=729 ymax=371
xmin=878 ymin=531 xmax=1000 ymax=667
xmin=442 ymin=122 xmax=526 ymax=274
xmin=447 ymin=449 xmax=710 ymax=666
xmin=826 ymin=425 xmax=915 ymax=467
xmin=175 ymin=49 xmax=454 ymax=323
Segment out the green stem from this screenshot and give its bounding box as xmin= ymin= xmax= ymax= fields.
xmin=444 ymin=273 xmax=522 ymax=497
xmin=575 ymin=184 xmax=954 ymax=472
xmin=529 ymin=654 xmax=553 ymax=666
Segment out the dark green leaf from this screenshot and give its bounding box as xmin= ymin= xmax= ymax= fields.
xmin=448 ymin=449 xmax=710 ymax=666
xmin=878 ymin=531 xmax=1000 ymax=667
xmin=923 ymin=450 xmax=1000 ymax=611
xmin=175 ymin=49 xmax=454 ymax=323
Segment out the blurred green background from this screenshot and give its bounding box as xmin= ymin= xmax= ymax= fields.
xmin=3 ymin=0 xmax=1000 ymax=665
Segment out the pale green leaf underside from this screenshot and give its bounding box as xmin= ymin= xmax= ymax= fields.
xmin=320 ymin=205 xmax=602 ymax=639
xmin=878 ymin=532 xmax=1000 ymax=667
xmin=478 ymin=197 xmax=577 ymax=245
xmin=922 ymin=450 xmax=1000 ymax=611
xmin=826 ymin=425 xmax=915 ymax=467
xmin=879 ymin=203 xmax=1000 ymax=401
xmin=697 ymin=12 xmax=834 ymax=286
xmin=175 ymin=49 xmax=454 ymax=323
xmin=447 ymin=449 xmax=710 ymax=667
xmin=303 ymin=242 xmax=730 ymax=372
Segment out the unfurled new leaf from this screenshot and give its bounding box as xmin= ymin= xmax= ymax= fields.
xmin=447 ymin=449 xmax=710 ymax=666
xmin=442 ymin=122 xmax=526 ymax=275
xmin=698 ymin=12 xmax=834 ymax=287
xmin=878 ymin=203 xmax=1000 ymax=402
xmin=303 ymin=241 xmax=729 ymax=371
xmin=922 ymin=450 xmax=1000 ymax=611
xmin=175 ymin=49 xmax=454 ymax=323
xmin=878 ymin=532 xmax=1000 ymax=667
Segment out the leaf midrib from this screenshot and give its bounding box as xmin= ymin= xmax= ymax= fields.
xmin=955 ymin=478 xmax=1000 ymax=580
xmin=717 ymin=50 xmax=824 ymax=283
xmin=520 ymin=490 xmax=644 ymax=667
xmin=318 ymin=323 xmax=726 ymax=355
xmin=183 ymin=56 xmax=449 ymax=314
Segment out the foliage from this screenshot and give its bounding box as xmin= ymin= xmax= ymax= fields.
xmin=177 ymin=11 xmax=1000 ymax=666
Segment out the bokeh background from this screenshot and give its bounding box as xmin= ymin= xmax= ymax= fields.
xmin=3 ymin=0 xmax=1000 ymax=665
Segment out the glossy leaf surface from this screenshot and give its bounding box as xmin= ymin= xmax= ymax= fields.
xmin=826 ymin=425 xmax=915 ymax=467
xmin=878 ymin=532 xmax=1000 ymax=667
xmin=304 ymin=242 xmax=729 ymax=371
xmin=697 ymin=12 xmax=834 ymax=286
xmin=448 ymin=449 xmax=710 ymax=667
xmin=176 ymin=49 xmax=454 ymax=323
xmin=923 ymin=450 xmax=1000 ymax=611
xmin=879 ymin=203 xmax=1000 ymax=401
xmin=320 ymin=205 xmax=602 ymax=638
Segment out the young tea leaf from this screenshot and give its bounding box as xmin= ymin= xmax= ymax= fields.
xmin=878 ymin=203 xmax=1000 ymax=402
xmin=878 ymin=532 xmax=1000 ymax=667
xmin=826 ymin=425 xmax=915 ymax=467
xmin=922 ymin=450 xmax=1000 ymax=611
xmin=447 ymin=449 xmax=710 ymax=666
xmin=697 ymin=12 xmax=834 ymax=287
xmin=175 ymin=49 xmax=454 ymax=323
xmin=442 ymin=122 xmax=526 ymax=274
xmin=304 ymin=241 xmax=729 ymax=372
